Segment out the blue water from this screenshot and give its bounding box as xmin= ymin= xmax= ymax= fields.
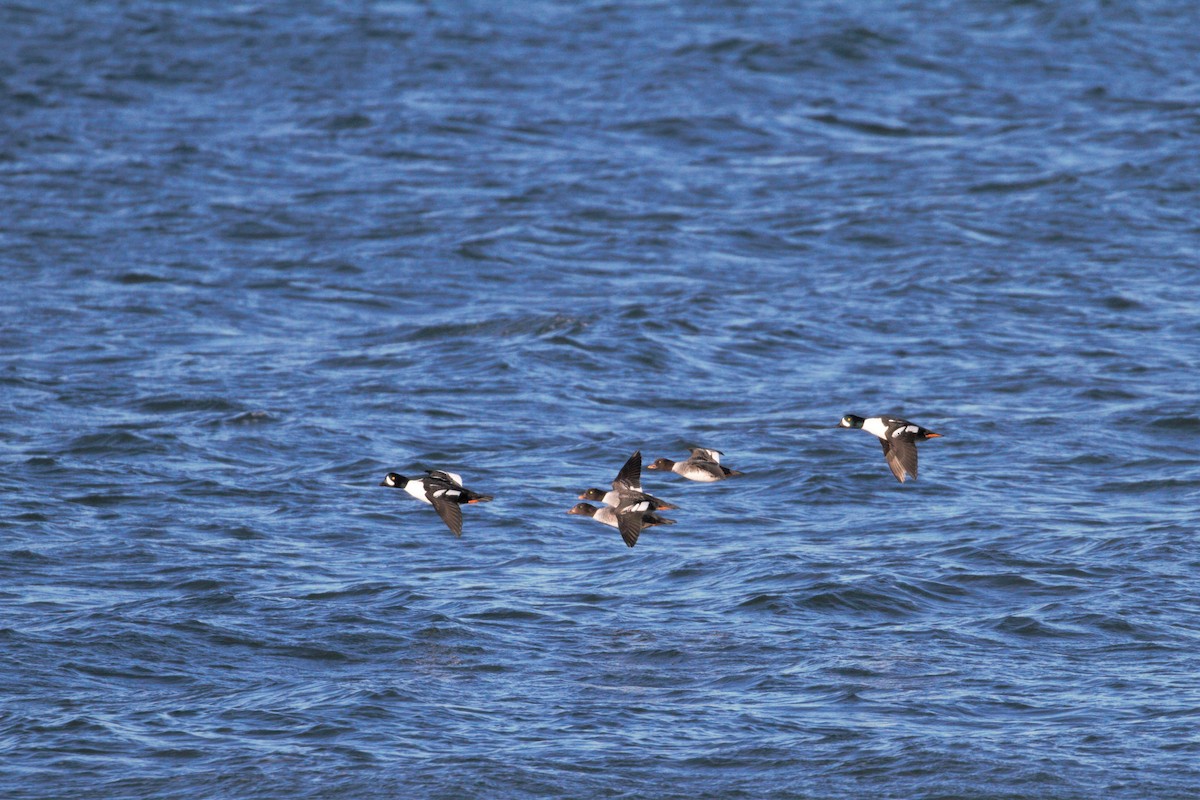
xmin=4 ymin=2 xmax=1200 ymax=797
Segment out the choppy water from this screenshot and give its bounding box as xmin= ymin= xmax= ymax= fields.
xmin=4 ymin=2 xmax=1200 ymax=798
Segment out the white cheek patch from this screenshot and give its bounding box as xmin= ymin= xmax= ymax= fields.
xmin=386 ymin=476 xmax=396 ymax=486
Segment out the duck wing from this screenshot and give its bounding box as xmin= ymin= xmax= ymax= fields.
xmin=429 ymin=491 xmax=464 ymax=536
xmin=689 ymin=447 xmax=723 ymax=464
xmin=426 ymin=469 xmax=464 ymax=487
xmin=615 ymin=510 xmax=643 ymax=548
xmin=687 ymin=458 xmax=727 ymax=480
xmin=881 ymin=437 xmax=917 ymax=483
xmin=612 ymin=450 xmax=643 ymax=493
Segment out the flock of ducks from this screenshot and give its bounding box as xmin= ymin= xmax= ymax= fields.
xmin=568 ymin=447 xmax=734 ymax=547
xmin=379 ymin=413 xmax=943 ymax=547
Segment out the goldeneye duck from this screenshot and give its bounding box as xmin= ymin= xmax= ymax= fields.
xmin=836 ymin=414 xmax=943 ymax=483
xmin=566 ymin=501 xmax=676 ymax=548
xmin=577 ymin=450 xmax=679 ymax=511
xmin=379 ymin=469 xmax=494 ymax=536
xmin=646 ymin=447 xmax=743 ymax=482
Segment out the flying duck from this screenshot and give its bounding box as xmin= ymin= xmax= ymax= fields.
xmin=646 ymin=447 xmax=743 ymax=482
xmin=836 ymin=414 xmax=943 ymax=483
xmin=578 ymin=450 xmax=679 ymax=511
xmin=379 ymin=469 xmax=493 ymax=535
xmin=567 ymin=501 xmax=676 ymax=548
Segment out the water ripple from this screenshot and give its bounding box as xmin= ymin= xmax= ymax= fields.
xmin=3 ymin=2 xmax=1199 ymax=799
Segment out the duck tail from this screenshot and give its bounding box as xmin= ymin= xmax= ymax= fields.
xmin=648 ymin=495 xmax=678 ymax=510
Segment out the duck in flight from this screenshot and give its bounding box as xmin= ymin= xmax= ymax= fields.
xmin=567 ymin=501 xmax=676 ymax=548
xmin=646 ymin=447 xmax=743 ymax=482
xmin=577 ymin=450 xmax=678 ymax=511
xmin=836 ymin=414 xmax=943 ymax=483
xmin=379 ymin=469 xmax=493 ymax=536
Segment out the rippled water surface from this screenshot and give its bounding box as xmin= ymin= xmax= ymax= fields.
xmin=4 ymin=2 xmax=1200 ymax=797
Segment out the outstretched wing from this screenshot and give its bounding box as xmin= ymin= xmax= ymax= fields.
xmin=423 ymin=478 xmax=465 ymax=534
xmin=615 ymin=510 xmax=643 ymax=548
xmin=690 ymin=447 xmax=723 ymax=464
xmin=881 ymin=438 xmax=917 ymax=483
xmin=612 ymin=450 xmax=642 ymax=493
xmin=428 ymin=491 xmax=464 ymax=535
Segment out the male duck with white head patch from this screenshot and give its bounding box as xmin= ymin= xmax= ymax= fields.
xmin=837 ymin=414 xmax=943 ymax=483
xmin=379 ymin=469 xmax=493 ymax=536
